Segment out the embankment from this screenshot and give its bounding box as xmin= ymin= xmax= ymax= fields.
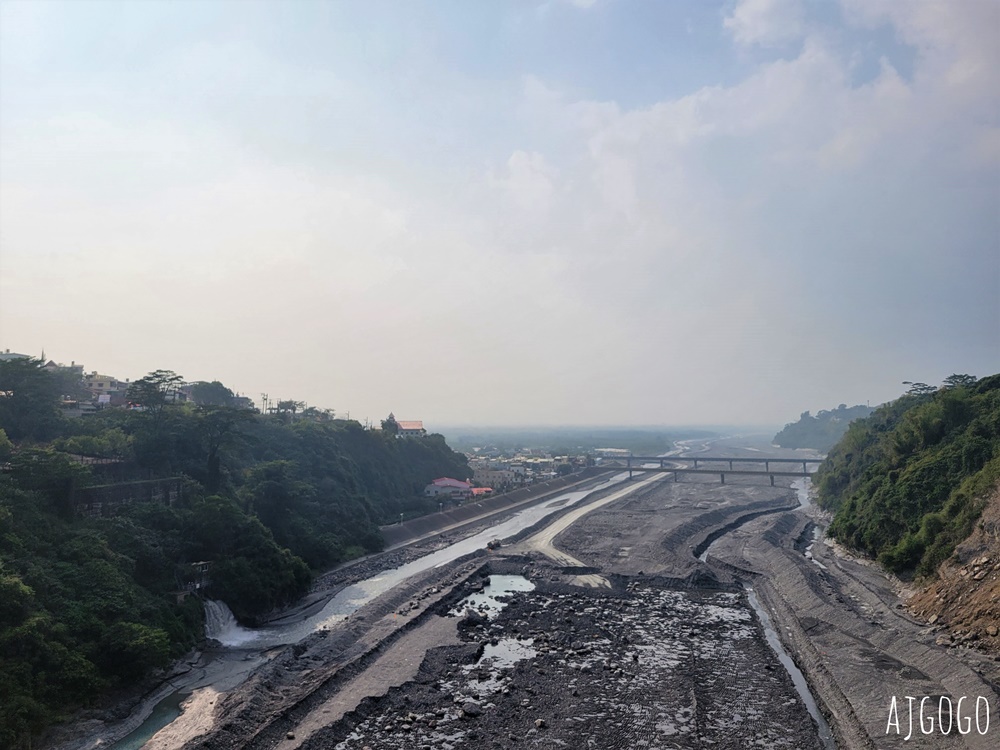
xmin=380 ymin=468 xmax=612 ymax=548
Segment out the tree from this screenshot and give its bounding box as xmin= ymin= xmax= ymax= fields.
xmin=381 ymin=413 xmax=399 ymax=436
xmin=196 ymin=406 xmax=254 ymax=492
xmin=902 ymin=381 xmax=936 ymax=396
xmin=301 ymin=406 xmax=335 ymax=423
xmin=126 ymin=370 xmax=184 ymax=415
xmin=96 ymin=622 xmax=170 ymax=681
xmin=189 ymin=381 xmax=235 ymax=407
xmin=0 ymin=358 xmax=67 ymax=441
xmin=275 ymin=400 xmax=305 ymax=422
xmin=0 ymin=428 xmax=13 ymax=461
xmin=942 ymin=374 xmax=977 ymax=390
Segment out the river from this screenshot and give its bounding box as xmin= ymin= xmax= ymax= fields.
xmin=108 ymin=471 xmax=633 ymax=748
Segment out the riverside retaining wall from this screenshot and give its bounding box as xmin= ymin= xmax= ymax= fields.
xmin=380 ymin=467 xmax=613 ymax=548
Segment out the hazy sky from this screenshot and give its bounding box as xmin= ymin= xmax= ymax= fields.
xmin=1 ymin=0 xmax=997 ymax=427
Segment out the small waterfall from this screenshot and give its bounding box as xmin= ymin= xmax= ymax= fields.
xmin=203 ymin=600 xmax=260 ymax=647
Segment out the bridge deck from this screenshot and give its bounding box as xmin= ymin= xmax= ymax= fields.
xmin=620 ymin=466 xmax=816 ymax=485
xmin=627 ymin=467 xmax=813 ymax=476
xmin=626 ymin=456 xmax=823 ymax=464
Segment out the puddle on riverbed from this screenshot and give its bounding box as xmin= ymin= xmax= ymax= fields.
xmin=478 ymin=637 xmax=537 ymax=668
xmin=449 ymin=574 xmax=535 ymax=619
xmin=459 ymin=637 xmax=538 ymax=696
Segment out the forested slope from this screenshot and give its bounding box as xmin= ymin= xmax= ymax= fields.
xmin=773 ymin=403 xmax=873 ymax=452
xmin=815 ymin=374 xmax=1000 ymax=578
xmin=0 ymin=360 xmax=470 ymax=748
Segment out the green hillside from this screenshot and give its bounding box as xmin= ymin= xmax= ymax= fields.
xmin=0 ymin=360 xmax=470 ymax=748
xmin=773 ymin=404 xmax=874 ymax=452
xmin=815 ymin=374 xmax=1000 ymax=578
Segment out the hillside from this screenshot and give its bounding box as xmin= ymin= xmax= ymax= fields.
xmin=0 ymin=361 xmax=471 ymax=749
xmin=815 ymin=374 xmax=1000 ymax=579
xmin=773 ymin=404 xmax=874 ymax=452
xmin=906 ymin=485 xmax=1000 ymax=653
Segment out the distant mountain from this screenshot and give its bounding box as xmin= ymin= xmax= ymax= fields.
xmin=773 ymin=404 xmax=874 ymax=452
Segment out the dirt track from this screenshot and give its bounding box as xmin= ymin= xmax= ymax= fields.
xmin=160 ymin=439 xmax=999 ymax=749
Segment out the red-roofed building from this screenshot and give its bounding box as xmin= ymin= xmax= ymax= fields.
xmin=424 ymin=477 xmax=472 ymax=500
xmin=396 ymin=420 xmax=426 ymax=437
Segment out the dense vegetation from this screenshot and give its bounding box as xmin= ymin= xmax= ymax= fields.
xmin=815 ymin=374 xmax=1000 ymax=579
xmin=0 ymin=359 xmax=470 ymax=748
xmin=773 ymin=404 xmax=874 ymax=452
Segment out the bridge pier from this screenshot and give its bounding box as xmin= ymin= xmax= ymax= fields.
xmin=770 ymin=474 xmax=775 ymax=486
xmin=694 ymin=458 xmax=699 ymax=468
xmin=720 ymin=473 xmax=725 ymax=484
xmin=728 ymin=460 xmax=733 ymax=470
xmin=673 ymin=472 xmax=678 ymax=482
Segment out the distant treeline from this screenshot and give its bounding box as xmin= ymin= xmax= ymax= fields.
xmin=815 ymin=374 xmax=999 ymax=579
xmin=0 ymin=359 xmax=470 ymax=748
xmin=773 ymin=404 xmax=874 ymax=452
xmin=441 ymin=426 xmax=717 ymax=457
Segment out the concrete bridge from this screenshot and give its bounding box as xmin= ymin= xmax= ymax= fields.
xmin=610 ymin=455 xmax=823 ymax=485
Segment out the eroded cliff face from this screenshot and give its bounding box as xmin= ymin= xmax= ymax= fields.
xmin=908 ymin=485 xmax=1000 ymax=654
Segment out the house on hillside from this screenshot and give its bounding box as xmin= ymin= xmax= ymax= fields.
xmin=424 ymin=477 xmax=472 ymax=501
xmin=83 ymin=372 xmax=129 ymax=401
xmin=397 ymin=420 xmax=427 ymax=438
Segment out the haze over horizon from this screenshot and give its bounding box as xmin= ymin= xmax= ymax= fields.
xmin=1 ymin=0 xmax=997 ymax=427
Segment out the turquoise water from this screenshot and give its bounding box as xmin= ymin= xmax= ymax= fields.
xmin=109 ymin=691 xmax=186 ymax=750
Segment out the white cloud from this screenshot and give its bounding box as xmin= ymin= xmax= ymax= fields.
xmin=723 ymin=0 xmax=806 ymax=47
xmin=2 ymin=1 xmax=996 ymax=425
xmin=490 ymin=150 xmax=558 ymax=212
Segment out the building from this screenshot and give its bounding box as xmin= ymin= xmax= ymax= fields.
xmin=473 ymin=467 xmax=518 ymax=488
xmin=83 ymin=372 xmax=129 ymax=399
xmin=424 ymin=477 xmax=472 ymax=501
xmin=397 ymin=420 xmax=426 ymax=437
xmin=0 ymin=349 xmax=31 ymax=362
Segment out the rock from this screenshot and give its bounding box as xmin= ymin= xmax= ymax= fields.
xmin=535 ymin=718 xmax=547 ymax=729
xmin=286 ymin=732 xmax=295 ymax=740
xmin=987 ymin=625 xmax=998 ymax=637
xmin=461 ymin=701 xmax=482 ymax=718
xmin=928 ymin=614 xmax=939 ymax=624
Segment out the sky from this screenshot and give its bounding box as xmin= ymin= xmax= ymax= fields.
xmin=1 ymin=0 xmax=997 ymax=428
